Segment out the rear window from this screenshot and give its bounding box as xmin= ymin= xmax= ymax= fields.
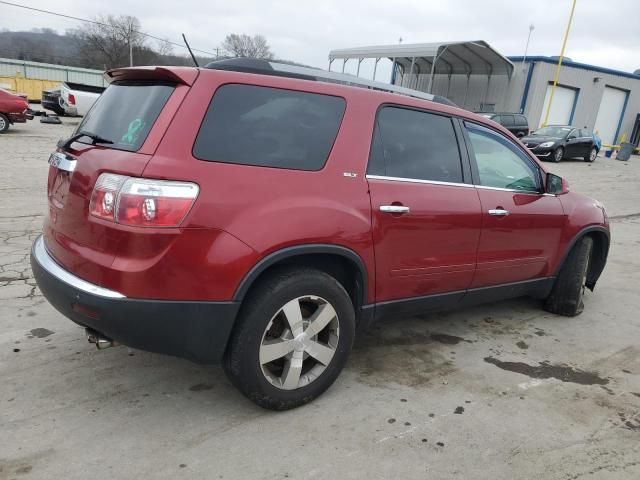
xmin=193 ymin=84 xmax=346 ymax=171
xmin=75 ymin=81 xmax=174 ymax=152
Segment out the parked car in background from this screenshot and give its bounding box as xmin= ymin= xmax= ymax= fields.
xmin=41 ymin=87 xmax=65 ymax=116
xmin=0 ymin=88 xmax=32 ymax=133
xmin=522 ymin=125 xmax=598 ymax=162
xmin=477 ymin=112 xmax=529 ymax=137
xmin=592 ymin=131 xmax=602 ymax=151
xmin=31 ymin=60 xmax=610 ymax=410
xmin=58 ymin=82 xmax=104 ymax=116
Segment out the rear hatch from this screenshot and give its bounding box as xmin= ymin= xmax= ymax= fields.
xmin=43 ymin=68 xmax=197 ymax=287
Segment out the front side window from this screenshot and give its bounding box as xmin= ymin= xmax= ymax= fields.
xmin=193 ymin=84 xmax=346 ymax=171
xmin=368 ymin=106 xmax=463 ymax=183
xmin=466 ymin=125 xmax=540 ymax=192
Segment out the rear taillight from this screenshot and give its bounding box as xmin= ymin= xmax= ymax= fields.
xmin=68 ymin=93 xmax=76 ymax=105
xmin=89 ymin=173 xmax=199 ymax=227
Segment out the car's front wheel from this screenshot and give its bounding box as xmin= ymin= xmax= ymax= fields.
xmin=585 ymin=147 xmax=597 ymax=162
xmin=224 ymin=267 xmax=355 ymax=410
xmin=545 ymin=236 xmax=593 ymax=316
xmin=0 ymin=113 xmax=9 ymax=133
xmin=552 ymin=146 xmax=564 ymax=163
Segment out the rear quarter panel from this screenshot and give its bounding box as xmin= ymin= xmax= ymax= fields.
xmin=144 ymin=71 xmax=379 ymax=302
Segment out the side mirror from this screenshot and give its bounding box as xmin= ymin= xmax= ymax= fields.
xmin=546 ymin=172 xmax=569 ymax=195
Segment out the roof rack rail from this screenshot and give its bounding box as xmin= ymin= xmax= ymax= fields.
xmin=204 ymin=58 xmax=457 ymax=107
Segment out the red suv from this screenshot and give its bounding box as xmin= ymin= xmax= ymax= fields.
xmin=31 ymin=60 xmax=609 ymax=410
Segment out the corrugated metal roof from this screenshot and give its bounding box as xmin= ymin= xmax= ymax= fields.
xmin=329 ymin=41 xmax=513 ymax=76
xmin=0 ymin=57 xmax=104 ymax=74
xmin=0 ymin=57 xmax=107 ymax=87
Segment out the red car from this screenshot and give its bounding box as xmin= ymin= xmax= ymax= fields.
xmin=0 ymin=88 xmax=30 ymax=133
xmin=31 ymin=60 xmax=610 ymax=409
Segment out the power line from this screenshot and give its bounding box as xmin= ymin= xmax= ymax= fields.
xmin=0 ymin=0 xmax=218 ymax=57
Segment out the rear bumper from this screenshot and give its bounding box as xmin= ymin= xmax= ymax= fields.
xmin=30 ymin=235 xmax=239 ymax=364
xmin=8 ymin=111 xmax=29 ymax=123
xmin=42 ymin=99 xmax=65 ymax=115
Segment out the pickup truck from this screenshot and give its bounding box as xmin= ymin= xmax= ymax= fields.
xmin=43 ymin=82 xmax=105 ymax=117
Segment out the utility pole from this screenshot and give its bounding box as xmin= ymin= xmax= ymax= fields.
xmin=521 ymin=24 xmax=535 ymax=71
xmin=542 ymin=0 xmax=577 ymax=127
xmin=129 ymin=23 xmax=133 ymax=67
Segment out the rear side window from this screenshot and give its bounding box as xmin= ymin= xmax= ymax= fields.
xmin=516 ymin=115 xmax=528 ymax=126
xmin=76 ymin=81 xmax=174 ymax=152
xmin=368 ymin=106 xmax=463 ymax=183
xmin=501 ymin=115 xmax=515 ymax=126
xmin=193 ymin=84 xmax=346 ymax=171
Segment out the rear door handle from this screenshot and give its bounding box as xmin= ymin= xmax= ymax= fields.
xmin=380 ymin=205 xmax=410 ymax=214
xmin=488 ymin=209 xmax=510 ymax=216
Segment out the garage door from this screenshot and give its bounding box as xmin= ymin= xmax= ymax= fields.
xmin=594 ymin=87 xmax=628 ymax=145
xmin=538 ymin=84 xmax=576 ymax=128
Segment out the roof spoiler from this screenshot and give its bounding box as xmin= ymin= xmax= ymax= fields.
xmin=104 ymin=66 xmax=199 ymax=86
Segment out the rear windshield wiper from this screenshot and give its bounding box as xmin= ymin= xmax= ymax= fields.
xmin=57 ymin=130 xmax=114 ymax=150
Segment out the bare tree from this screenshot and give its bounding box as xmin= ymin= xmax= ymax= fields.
xmin=72 ymin=15 xmax=145 ymax=70
xmin=222 ymin=34 xmax=274 ymax=59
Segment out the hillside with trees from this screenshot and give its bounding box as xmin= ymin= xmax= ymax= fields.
xmin=0 ymin=17 xmax=280 ymax=71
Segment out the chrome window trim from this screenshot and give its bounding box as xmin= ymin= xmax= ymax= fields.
xmin=366 ymin=174 xmax=474 ymax=188
xmin=366 ymin=174 xmax=555 ymax=196
xmin=475 ymin=185 xmax=544 ymax=195
xmin=33 ymin=236 xmax=126 ymax=299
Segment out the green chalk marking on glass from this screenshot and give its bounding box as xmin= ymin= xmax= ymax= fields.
xmin=122 ymin=118 xmax=143 ymax=144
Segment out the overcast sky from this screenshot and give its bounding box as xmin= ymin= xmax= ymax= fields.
xmin=2 ymin=0 xmax=639 ymax=77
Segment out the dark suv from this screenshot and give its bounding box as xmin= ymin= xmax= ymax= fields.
xmin=477 ymin=112 xmax=529 ymax=137
xmin=31 ymin=60 xmax=609 ymax=409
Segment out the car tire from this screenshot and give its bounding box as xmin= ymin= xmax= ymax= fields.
xmin=223 ymin=267 xmax=355 ymax=410
xmin=544 ymin=236 xmax=593 ymax=316
xmin=552 ymin=147 xmax=564 ymax=163
xmin=517 ymin=132 xmax=525 ymax=138
xmin=0 ymin=113 xmax=9 ymax=133
xmin=585 ymin=147 xmax=597 ymax=162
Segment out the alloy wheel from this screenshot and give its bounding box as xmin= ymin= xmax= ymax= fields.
xmin=589 ymin=148 xmax=597 ymax=162
xmin=0 ymin=116 xmax=6 ymax=132
xmin=555 ymin=148 xmax=563 ymax=162
xmin=259 ymin=295 xmax=340 ymax=390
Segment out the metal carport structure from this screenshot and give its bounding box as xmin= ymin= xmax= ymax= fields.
xmin=328 ymin=41 xmax=514 ymax=106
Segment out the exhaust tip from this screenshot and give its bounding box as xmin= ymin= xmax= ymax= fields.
xmin=86 ymin=328 xmax=118 ymax=349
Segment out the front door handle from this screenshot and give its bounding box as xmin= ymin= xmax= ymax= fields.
xmin=380 ymin=205 xmax=410 ymax=214
xmin=488 ymin=208 xmax=510 ymax=216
